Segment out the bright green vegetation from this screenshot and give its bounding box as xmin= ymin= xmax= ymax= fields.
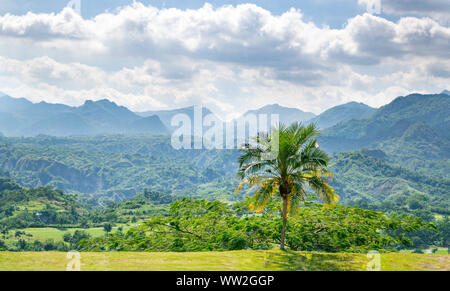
xmin=0 ymin=178 xmax=83 ymax=228
xmin=0 ymin=177 xmax=171 ymax=229
xmin=78 ymin=199 xmax=432 ymax=253
xmin=8 ymin=224 xmax=138 ymax=241
xmin=0 ymin=198 xmax=435 ymax=253
xmin=0 ymin=144 xmax=448 ymax=251
xmin=330 ymin=151 xmax=449 ymax=215
xmin=329 ymin=151 xmax=449 ymax=250
xmin=0 ymin=251 xmax=448 ymax=271
xmin=0 ymin=93 xmax=449 ymax=257
xmin=321 ymin=93 xmax=450 ymax=178
xmin=0 ymin=134 xmax=239 ymax=205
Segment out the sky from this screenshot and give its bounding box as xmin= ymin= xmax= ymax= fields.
xmin=0 ymin=0 xmax=449 ymax=118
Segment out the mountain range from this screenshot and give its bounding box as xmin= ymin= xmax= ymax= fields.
xmin=0 ymin=92 xmax=448 ymax=151
xmin=318 ymin=93 xmax=450 ymax=178
xmin=307 ymin=101 xmax=375 ymax=129
xmin=0 ymin=93 xmax=385 ymax=137
xmin=137 ymin=106 xmax=214 ymax=132
xmin=0 ymin=91 xmax=448 ymax=211
xmin=241 ymin=104 xmax=315 ymax=126
xmin=0 ymin=95 xmax=168 ymax=136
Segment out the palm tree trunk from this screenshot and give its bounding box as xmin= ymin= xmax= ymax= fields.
xmin=280 ymin=197 xmax=288 ymax=250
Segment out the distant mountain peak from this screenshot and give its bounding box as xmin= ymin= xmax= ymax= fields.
xmin=0 ymin=96 xmax=169 ymax=136
xmin=248 ymin=103 xmax=311 ymax=113
xmin=242 ymin=104 xmax=316 ymax=125
xmin=309 ymin=101 xmax=375 ymax=129
xmin=260 ymin=104 xmax=284 ymax=109
xmin=323 ymin=92 xmax=450 ymax=142
xmin=83 ymin=99 xmax=117 ymax=106
xmin=0 ymin=94 xmax=33 ymax=105
xmin=344 ymin=101 xmax=371 ymax=106
xmin=441 ymin=90 xmax=450 ymax=96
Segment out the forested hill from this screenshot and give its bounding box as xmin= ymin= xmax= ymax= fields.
xmin=330 ymin=151 xmax=449 ymax=216
xmin=0 ymin=135 xmax=240 ymax=205
xmin=0 ymin=177 xmax=83 ymax=228
xmin=319 ymin=93 xmax=450 ymax=177
xmin=323 ymin=93 xmax=449 ymax=140
xmin=0 ymin=133 xmax=448 ymax=217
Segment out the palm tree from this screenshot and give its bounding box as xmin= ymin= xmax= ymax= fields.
xmin=236 ymin=122 xmax=338 ymax=250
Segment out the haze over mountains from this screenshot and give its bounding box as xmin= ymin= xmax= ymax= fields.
xmin=241 ymin=104 xmax=316 ymax=126
xmin=307 ymin=102 xmax=375 ymax=129
xmin=0 ymin=95 xmax=168 ymax=136
xmin=0 ymin=93 xmax=379 ymax=137
xmin=0 ymin=92 xmax=448 ymax=145
xmin=137 ymin=106 xmax=214 ymax=132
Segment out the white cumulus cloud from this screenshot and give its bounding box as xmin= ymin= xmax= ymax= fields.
xmin=0 ymin=2 xmax=448 ymax=116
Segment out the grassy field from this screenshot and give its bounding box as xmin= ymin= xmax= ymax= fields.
xmin=6 ymin=223 xmax=141 ymax=243
xmin=0 ymin=250 xmax=448 ymax=271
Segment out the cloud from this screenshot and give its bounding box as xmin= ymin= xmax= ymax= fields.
xmin=0 ymin=3 xmax=448 ymax=116
xmin=426 ymin=61 xmax=450 ymax=78
xmin=337 ymin=13 xmax=450 ymax=62
xmin=0 ymin=7 xmax=89 ymax=39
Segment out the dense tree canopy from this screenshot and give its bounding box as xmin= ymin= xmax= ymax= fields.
xmin=78 ymin=199 xmax=433 ymax=253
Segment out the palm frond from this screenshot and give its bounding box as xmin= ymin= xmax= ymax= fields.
xmin=237 ymin=121 xmax=338 ymax=215
xmin=249 ymin=179 xmax=278 ymax=213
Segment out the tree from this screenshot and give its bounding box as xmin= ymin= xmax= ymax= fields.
xmin=1 ymin=226 xmax=9 ymax=239
xmin=63 ymin=232 xmax=72 ymax=243
xmin=103 ymin=223 xmax=113 ymax=233
xmin=237 ymin=122 xmax=338 ymax=250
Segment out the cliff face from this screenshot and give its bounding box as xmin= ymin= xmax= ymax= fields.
xmin=0 ymin=150 xmax=104 ymax=193
xmin=0 ymin=135 xmax=239 ymax=203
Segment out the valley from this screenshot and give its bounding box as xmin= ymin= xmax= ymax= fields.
xmin=0 ymin=92 xmax=449 ymax=257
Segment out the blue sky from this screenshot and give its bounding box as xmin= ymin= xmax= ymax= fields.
xmin=0 ymin=0 xmax=369 ymax=28
xmin=0 ymin=1 xmax=448 ymax=116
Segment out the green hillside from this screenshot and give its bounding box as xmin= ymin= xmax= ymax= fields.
xmin=330 ymin=151 xmax=449 ymax=216
xmin=0 ymin=177 xmax=83 ymax=228
xmin=308 ymin=101 xmax=375 ymax=129
xmin=0 ymin=135 xmax=239 ymax=205
xmin=324 ymin=93 xmax=450 ymax=140
xmin=1 ymin=133 xmax=448 ymax=214
xmin=320 ymin=93 xmax=450 ymax=177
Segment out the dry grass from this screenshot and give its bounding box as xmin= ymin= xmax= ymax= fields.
xmin=0 ymin=250 xmax=448 ymax=271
